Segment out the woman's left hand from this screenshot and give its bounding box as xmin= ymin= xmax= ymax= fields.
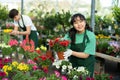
xmin=63 ymin=49 xmax=73 ymax=59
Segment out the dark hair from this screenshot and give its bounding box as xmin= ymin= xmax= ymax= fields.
xmin=9 ymin=9 xmax=19 ymax=18
xmin=69 ymin=13 xmax=92 ymax=44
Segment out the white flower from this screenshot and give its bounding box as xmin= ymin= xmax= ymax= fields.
xmin=56 ymin=65 xmax=60 ymax=69
xmin=67 ymin=65 xmax=72 ymax=69
xmin=73 ymin=75 xmax=78 ymax=79
xmin=77 ymin=66 xmax=85 ymax=72
xmin=62 ymin=65 xmax=67 ymax=70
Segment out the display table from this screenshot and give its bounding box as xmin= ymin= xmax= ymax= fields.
xmin=96 ymin=52 xmax=120 ymax=63
xmin=95 ymin=52 xmax=120 ymax=74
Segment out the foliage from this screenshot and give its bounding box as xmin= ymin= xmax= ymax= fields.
xmin=0 ymin=4 xmax=9 ymax=21
xmin=35 ymin=55 xmax=52 ymax=68
xmin=31 ymin=70 xmax=46 ymax=79
xmin=43 ymin=14 xmax=57 ymax=30
xmin=112 ymin=6 xmax=120 ymax=25
xmin=12 ymin=71 xmax=37 ymax=80
xmin=67 ymin=66 xmax=89 ymax=80
xmin=55 ymin=10 xmax=71 ymax=33
xmin=96 ymin=34 xmax=111 ymax=53
xmin=3 ymin=33 xmax=11 ymax=45
xmin=1 ymin=44 xmax=13 ymax=55
xmin=49 ymin=38 xmax=70 ymax=52
xmin=94 ymin=73 xmax=113 ymax=80
xmin=46 ymin=74 xmax=61 ymax=80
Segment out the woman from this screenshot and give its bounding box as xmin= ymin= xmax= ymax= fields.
xmin=9 ymin=9 xmax=39 ymax=48
xmin=63 ymin=13 xmax=96 ymax=77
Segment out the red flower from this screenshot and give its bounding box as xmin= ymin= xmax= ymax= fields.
xmin=3 ymin=58 xmax=12 ymax=63
xmin=49 ymin=40 xmax=54 ymax=47
xmin=49 ymin=38 xmax=70 ymax=52
xmin=54 ymin=38 xmax=60 ymax=43
xmin=0 ymin=63 xmax=4 ymax=69
xmin=0 ymin=71 xmax=6 ymax=77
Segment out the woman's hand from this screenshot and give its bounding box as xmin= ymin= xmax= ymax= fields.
xmin=63 ymin=49 xmax=73 ymax=59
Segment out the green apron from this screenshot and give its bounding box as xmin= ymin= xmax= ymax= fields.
xmin=69 ymin=30 xmax=95 ymax=77
xmin=18 ymin=15 xmax=39 ymax=48
xmin=23 ymin=31 xmax=38 ymax=48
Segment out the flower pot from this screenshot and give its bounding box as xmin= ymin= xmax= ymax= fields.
xmin=46 ymin=50 xmax=52 ymax=58
xmin=57 ymin=52 xmax=64 ymax=60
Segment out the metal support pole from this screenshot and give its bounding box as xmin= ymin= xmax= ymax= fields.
xmin=21 ymin=0 xmax=24 ymax=14
xmin=90 ymin=0 xmax=95 ymax=32
xmin=56 ymin=0 xmax=59 ymax=13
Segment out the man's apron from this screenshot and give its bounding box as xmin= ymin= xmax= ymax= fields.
xmin=18 ymin=15 xmax=38 ymax=48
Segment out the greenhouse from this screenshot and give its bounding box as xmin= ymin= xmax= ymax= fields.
xmin=0 ymin=0 xmax=120 ymax=80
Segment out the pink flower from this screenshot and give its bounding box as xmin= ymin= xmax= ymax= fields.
xmin=54 ymin=70 xmax=60 ymax=77
xmin=27 ymin=59 xmax=36 ymax=65
xmin=2 ymin=78 xmax=8 ymax=80
xmin=61 ymin=75 xmax=68 ymax=80
xmin=32 ymin=65 xmax=38 ymax=70
xmin=8 ymin=39 xmax=18 ymax=46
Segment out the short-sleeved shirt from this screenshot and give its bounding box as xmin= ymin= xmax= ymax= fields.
xmin=64 ymin=30 xmax=96 ymax=55
xmin=14 ymin=15 xmax=37 ymax=31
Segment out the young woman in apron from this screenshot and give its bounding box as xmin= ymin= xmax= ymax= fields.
xmin=63 ymin=13 xmax=96 ymax=77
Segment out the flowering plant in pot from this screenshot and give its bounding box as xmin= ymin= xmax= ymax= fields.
xmin=35 ymin=55 xmax=52 ymax=73
xmin=52 ymin=60 xmax=72 ymax=75
xmin=49 ymin=38 xmax=70 ymax=52
xmin=49 ymin=38 xmax=70 ymax=59
xmin=1 ymin=44 xmax=13 ymax=57
xmin=8 ymin=39 xmax=18 ymax=52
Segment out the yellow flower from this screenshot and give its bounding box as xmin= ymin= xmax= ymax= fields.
xmin=3 ymin=29 xmax=12 ymax=33
xmin=7 ymin=66 xmax=12 ymax=71
xmin=12 ymin=61 xmax=19 ymax=67
xmin=3 ymin=65 xmax=12 ymax=73
xmin=17 ymin=63 xmax=29 ymax=71
xmin=40 ymin=45 xmax=47 ymax=52
xmin=3 ymin=65 xmax=9 ymax=71
xmin=36 ymin=47 xmax=40 ymax=50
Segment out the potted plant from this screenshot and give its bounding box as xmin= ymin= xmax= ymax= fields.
xmin=1 ymin=44 xmax=13 ymax=58
xmin=35 ymin=55 xmax=52 ymax=73
xmin=52 ymin=60 xmax=72 ymax=75
xmin=49 ymin=38 xmax=70 ymax=60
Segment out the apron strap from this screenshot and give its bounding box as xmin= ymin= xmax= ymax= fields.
xmin=83 ymin=30 xmax=90 ymax=47
xmin=18 ymin=15 xmax=26 ymax=31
